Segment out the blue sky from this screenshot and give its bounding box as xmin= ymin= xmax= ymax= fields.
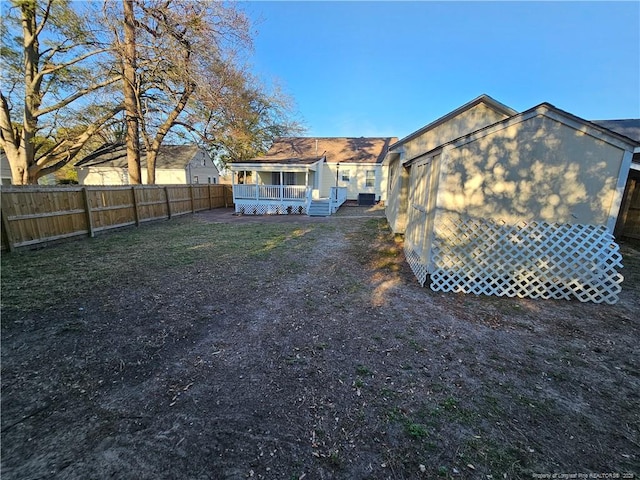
xmin=241 ymin=1 xmax=640 ymax=138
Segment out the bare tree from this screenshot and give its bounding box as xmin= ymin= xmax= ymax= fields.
xmin=181 ymin=71 xmax=305 ymax=165
xmin=0 ymin=0 xmax=122 ymax=184
xmin=107 ymin=0 xmax=251 ymax=184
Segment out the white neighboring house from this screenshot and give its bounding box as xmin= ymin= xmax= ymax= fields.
xmin=0 ymin=153 xmax=57 ymax=185
xmin=76 ymin=143 xmax=220 ymax=185
xmin=1 ymin=153 xmax=12 ymax=185
xmin=228 ymin=137 xmax=396 ymax=216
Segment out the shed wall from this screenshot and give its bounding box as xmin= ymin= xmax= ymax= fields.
xmin=385 ymin=156 xmax=410 ymax=233
xmin=435 ymin=114 xmax=626 ymax=227
xmin=402 ymin=103 xmax=512 ymax=162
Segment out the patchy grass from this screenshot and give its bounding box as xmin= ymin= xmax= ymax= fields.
xmin=0 ymin=218 xmax=332 ymax=313
xmin=1 ymin=213 xmax=639 ymax=479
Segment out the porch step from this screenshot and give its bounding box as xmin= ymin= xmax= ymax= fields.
xmin=308 ymin=200 xmax=331 ymax=217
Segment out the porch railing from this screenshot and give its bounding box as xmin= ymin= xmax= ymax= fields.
xmin=330 ymin=186 xmax=348 ymax=213
xmin=233 ymin=184 xmax=309 ymax=202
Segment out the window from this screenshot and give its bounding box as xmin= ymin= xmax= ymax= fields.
xmin=285 ymin=172 xmax=295 ymax=185
xmin=208 ymin=177 xmax=212 ymax=184
xmin=193 ymin=175 xmax=199 ymax=184
xmin=365 ymin=170 xmax=375 ymax=187
xmin=272 ymin=172 xmax=296 ymax=185
xmin=341 ymin=170 xmax=350 ymax=182
xmin=212 ymin=178 xmax=217 ymax=184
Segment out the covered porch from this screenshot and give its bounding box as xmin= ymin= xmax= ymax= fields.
xmin=229 ymin=161 xmax=346 ymax=216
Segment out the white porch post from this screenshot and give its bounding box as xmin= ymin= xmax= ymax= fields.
xmin=231 ymin=168 xmax=236 ymax=203
xmin=280 ymin=171 xmax=284 ymax=201
xmin=305 ymin=169 xmax=310 ymax=200
xmin=254 ymin=170 xmax=259 ymax=201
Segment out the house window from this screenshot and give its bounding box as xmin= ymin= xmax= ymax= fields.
xmin=193 ymin=175 xmax=199 ymax=184
xmin=366 ymin=170 xmax=375 ymax=187
xmin=272 ymin=172 xmax=296 ymax=185
xmin=341 ymin=170 xmax=350 ymax=182
xmin=285 ymin=172 xmax=295 ymax=185
xmin=208 ymin=177 xmax=212 ymax=184
xmin=212 ymin=178 xmax=217 ymax=184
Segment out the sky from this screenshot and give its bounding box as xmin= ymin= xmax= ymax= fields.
xmin=239 ymin=1 xmax=640 ymax=139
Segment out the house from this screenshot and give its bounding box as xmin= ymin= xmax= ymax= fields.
xmin=0 ymin=152 xmax=56 ymax=185
xmin=1 ymin=153 xmax=12 ymax=185
xmin=75 ymin=143 xmax=220 ymax=185
xmin=386 ymin=95 xmax=639 ymax=303
xmin=228 ymin=137 xmax=396 ymax=216
xmin=591 ymin=119 xmax=640 ymax=240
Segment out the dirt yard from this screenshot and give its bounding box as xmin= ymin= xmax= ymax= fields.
xmin=1 ymin=207 xmax=639 ymax=479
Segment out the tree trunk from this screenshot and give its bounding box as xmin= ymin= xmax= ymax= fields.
xmin=21 ymin=0 xmax=40 ymax=184
xmin=122 ymin=0 xmax=141 ymax=185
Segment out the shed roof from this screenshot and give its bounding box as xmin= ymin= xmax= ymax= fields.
xmin=76 ymin=143 xmax=204 ymax=169
xmin=233 ymin=137 xmax=397 ymax=166
xmin=404 ymin=102 xmax=640 ymax=165
xmin=591 ymin=119 xmax=640 ymax=144
xmin=390 ymin=94 xmax=517 ymax=150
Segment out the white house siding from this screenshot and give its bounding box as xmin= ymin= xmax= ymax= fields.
xmin=78 ymin=167 xmax=130 ymax=185
xmin=1 ymin=154 xmax=13 ymax=185
xmin=320 ymin=163 xmax=386 ymax=201
xmin=186 ymin=150 xmax=220 ymax=184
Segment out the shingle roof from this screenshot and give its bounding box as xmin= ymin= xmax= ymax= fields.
xmin=235 ymin=137 xmax=397 ymax=165
xmin=75 ymin=143 xmax=203 ymax=168
xmin=591 ymin=119 xmax=640 ymax=144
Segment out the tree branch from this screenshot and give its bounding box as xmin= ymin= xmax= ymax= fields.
xmin=33 ymin=75 xmax=122 ymax=117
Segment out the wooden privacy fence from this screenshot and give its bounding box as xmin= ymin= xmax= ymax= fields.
xmin=1 ymin=184 xmax=233 ymax=252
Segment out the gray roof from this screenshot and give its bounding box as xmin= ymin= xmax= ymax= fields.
xmin=591 ymin=119 xmax=640 ymax=144
xmin=76 ymin=143 xmax=203 ymax=168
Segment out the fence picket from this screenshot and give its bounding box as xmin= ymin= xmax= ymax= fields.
xmin=0 ymin=184 xmax=232 ymax=251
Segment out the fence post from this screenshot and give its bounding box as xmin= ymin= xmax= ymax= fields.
xmin=165 ymin=186 xmax=172 ymax=219
xmin=131 ymin=186 xmax=140 ymax=226
xmin=81 ymin=187 xmax=95 ymax=238
xmin=190 ymin=185 xmax=195 ymax=213
xmin=1 ymin=209 xmax=14 ymax=252
xmin=208 ymin=184 xmax=212 ymax=210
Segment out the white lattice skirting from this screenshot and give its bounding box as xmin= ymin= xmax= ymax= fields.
xmin=427 ymin=218 xmax=623 ymax=304
xmin=405 ymin=247 xmax=429 ymax=287
xmin=235 ymin=203 xmax=307 ymax=215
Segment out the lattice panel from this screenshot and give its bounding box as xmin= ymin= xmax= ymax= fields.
xmin=428 ymin=218 xmax=623 ymax=304
xmin=405 ymin=247 xmax=429 ymax=287
xmin=235 ymin=203 xmax=307 ymax=215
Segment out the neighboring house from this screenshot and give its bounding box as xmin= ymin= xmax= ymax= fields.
xmin=0 ymin=152 xmax=56 ymax=185
xmin=1 ymin=153 xmax=12 ymax=185
xmin=591 ymin=119 xmax=640 ymax=240
xmin=386 ymin=94 xmax=639 ymax=303
xmin=228 ymin=137 xmax=396 ymax=216
xmin=75 ymin=143 xmax=220 ymax=185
